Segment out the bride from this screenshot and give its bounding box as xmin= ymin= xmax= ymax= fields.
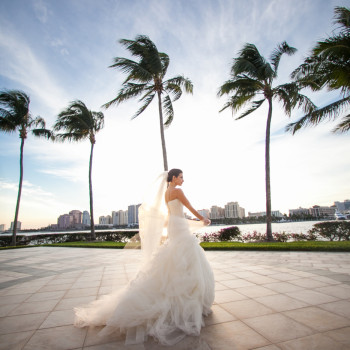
xmin=74 ymin=169 xmax=215 ymax=346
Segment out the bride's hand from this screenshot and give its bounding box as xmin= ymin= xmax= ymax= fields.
xmin=203 ymin=218 xmax=211 ymax=226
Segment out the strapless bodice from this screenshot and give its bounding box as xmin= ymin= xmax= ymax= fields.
xmin=167 ymin=199 xmax=184 ymax=217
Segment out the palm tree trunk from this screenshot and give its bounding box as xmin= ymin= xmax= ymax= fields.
xmin=89 ymin=142 xmax=96 ymax=240
xmin=157 ymin=91 xmax=168 ymax=171
xmin=12 ymin=137 xmax=25 ymax=246
xmin=265 ymin=98 xmax=273 ymax=241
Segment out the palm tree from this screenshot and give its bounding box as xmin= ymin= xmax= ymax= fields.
xmin=103 ymin=35 xmax=193 ymax=171
xmin=53 ymin=100 xmax=104 ymax=240
xmin=218 ymin=42 xmax=314 ymax=241
xmin=287 ymin=6 xmax=350 ymax=133
xmin=0 ymin=90 xmax=52 ymax=246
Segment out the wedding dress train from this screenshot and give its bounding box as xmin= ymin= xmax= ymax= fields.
xmin=74 ymin=198 xmax=215 ymax=346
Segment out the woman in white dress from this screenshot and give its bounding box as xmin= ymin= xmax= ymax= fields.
xmin=74 ymin=169 xmax=215 ymax=346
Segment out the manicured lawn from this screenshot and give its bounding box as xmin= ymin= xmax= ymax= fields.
xmin=2 ymin=240 xmax=349 ymax=251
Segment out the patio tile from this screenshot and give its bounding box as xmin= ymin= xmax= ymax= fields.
xmin=319 ymin=300 xmax=350 ymax=318
xmin=317 ymin=285 xmax=350 ymax=299
xmin=202 ymin=320 xmax=270 ymax=350
xmin=0 ymin=293 xmax=31 ymax=305
xmin=244 ymin=313 xmax=314 ymax=343
xmin=0 ymin=330 xmax=35 ymax=350
xmin=235 ymin=285 xmax=277 ymax=298
xmin=285 ymin=289 xmax=339 ymax=305
xmin=23 ymin=324 xmax=87 ymax=350
xmin=0 ymin=303 xmax=20 ymax=317
xmin=55 ymin=296 xmax=96 ymax=311
xmin=288 ymin=278 xmax=328 ymax=289
xmin=65 ymin=287 xmax=99 ymax=298
xmin=38 ymin=283 xmax=74 ymax=292
xmin=25 ymin=290 xmax=66 ymax=302
xmin=221 ymin=299 xmax=274 ymax=319
xmin=214 ymin=289 xmax=247 ymax=304
xmin=278 ymin=333 xmax=348 ymax=350
xmin=40 ymin=309 xmax=74 ymax=328
xmin=324 ymin=327 xmax=350 ymax=347
xmin=262 ymin=282 xmax=304 ymax=293
xmin=284 ymin=306 xmax=350 ymax=332
xmin=8 ymin=299 xmax=58 ymax=316
xmin=0 ymin=312 xmax=49 ymax=335
xmin=204 ymin=304 xmax=236 ymax=326
xmin=83 ymin=325 xmax=124 ymax=347
xmin=220 ymin=279 xmax=255 ymax=289
xmin=255 ymin=294 xmax=309 ymax=312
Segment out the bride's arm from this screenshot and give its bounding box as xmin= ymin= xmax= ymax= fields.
xmin=175 ymin=189 xmax=210 ymax=225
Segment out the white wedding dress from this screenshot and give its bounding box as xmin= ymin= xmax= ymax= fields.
xmin=74 ymin=197 xmax=215 ymax=346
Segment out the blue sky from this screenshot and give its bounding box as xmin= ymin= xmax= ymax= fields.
xmin=0 ymin=0 xmax=349 ymax=229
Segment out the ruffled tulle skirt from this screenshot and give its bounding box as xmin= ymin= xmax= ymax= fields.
xmin=74 ymin=216 xmax=215 ymax=346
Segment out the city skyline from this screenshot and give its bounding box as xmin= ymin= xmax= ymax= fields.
xmin=1 ymin=0 xmax=350 ymax=229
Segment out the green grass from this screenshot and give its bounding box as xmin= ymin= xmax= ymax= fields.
xmin=200 ymin=241 xmax=350 ymax=251
xmin=1 ymin=240 xmax=349 ymax=251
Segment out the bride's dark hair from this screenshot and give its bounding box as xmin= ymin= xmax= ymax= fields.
xmin=167 ymin=168 xmax=182 ymax=182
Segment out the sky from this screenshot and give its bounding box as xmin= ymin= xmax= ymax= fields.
xmin=0 ymin=0 xmax=349 ymax=229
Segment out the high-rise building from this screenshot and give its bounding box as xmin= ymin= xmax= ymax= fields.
xmin=0 ymin=224 xmax=5 ymax=232
xmin=309 ymin=205 xmax=335 ymax=217
xmin=120 ymin=210 xmax=128 ymax=226
xmin=128 ymin=204 xmax=141 ymax=225
xmin=198 ymin=209 xmax=210 ymax=219
xmin=99 ymin=216 xmax=112 ymax=225
xmin=248 ymin=211 xmax=283 ymax=218
xmin=69 ymin=210 xmax=82 ymax=225
xmin=225 ymin=202 xmax=245 ymax=218
xmin=57 ymin=214 xmax=70 ymax=229
xmin=334 ymin=200 xmax=350 ymax=213
xmin=289 ymin=207 xmax=309 ymax=216
xmin=210 ymin=206 xmax=225 ymax=219
xmin=10 ymin=221 xmax=21 ymax=230
xmin=82 ymin=211 xmax=90 ymax=225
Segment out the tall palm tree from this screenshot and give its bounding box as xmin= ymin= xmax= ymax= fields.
xmin=0 ymin=90 xmax=52 ymax=246
xmin=287 ymin=6 xmax=350 ymax=133
xmin=218 ymin=42 xmax=314 ymax=241
xmin=103 ymin=35 xmax=193 ymax=171
xmin=53 ymin=100 xmax=104 ymax=240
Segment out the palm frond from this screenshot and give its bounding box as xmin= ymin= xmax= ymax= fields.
xmin=54 ymin=132 xmax=88 ymax=142
xmin=334 ymin=6 xmax=350 ymax=33
xmin=218 ymin=76 xmax=263 ymax=97
xmin=31 ymin=128 xmax=52 ymax=139
xmin=0 ymin=90 xmax=30 ymax=127
xmin=110 ymin=57 xmax=152 ymax=83
xmin=233 ymin=43 xmax=274 ymax=80
xmin=131 ymin=92 xmax=155 ymax=119
xmin=286 ymin=96 xmax=350 ymax=133
xmin=236 ymin=99 xmax=265 ymax=120
xmin=332 ymin=113 xmax=350 ymax=133
xmin=162 ymin=94 xmax=174 ymax=127
xmin=159 ymin=52 xmax=170 ymax=77
xmin=270 ymin=41 xmax=297 ymax=76
xmin=103 ymin=83 xmax=149 ymax=109
xmin=219 ymin=93 xmax=257 ymax=114
xmin=164 ymin=75 xmax=193 ymax=101
xmin=54 ymin=100 xmax=104 ymax=140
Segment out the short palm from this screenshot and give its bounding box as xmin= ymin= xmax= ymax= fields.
xmin=218 ymin=42 xmax=314 ymax=240
xmin=288 ymin=6 xmax=350 ymax=133
xmin=0 ymin=90 xmax=52 ymax=246
xmin=103 ymin=35 xmax=193 ymax=171
xmin=53 ymin=100 xmax=104 ymax=240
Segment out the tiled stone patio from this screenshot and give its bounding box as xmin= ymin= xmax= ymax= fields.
xmin=0 ymin=247 xmax=349 ymax=349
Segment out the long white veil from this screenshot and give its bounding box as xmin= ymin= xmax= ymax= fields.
xmin=125 ymin=172 xmax=168 ymax=266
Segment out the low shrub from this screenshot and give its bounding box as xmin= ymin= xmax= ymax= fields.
xmin=309 ymin=221 xmax=350 ymax=241
xmin=217 ymin=226 xmax=241 ymax=241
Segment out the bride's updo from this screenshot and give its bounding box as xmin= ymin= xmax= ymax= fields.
xmin=167 ymin=168 xmax=182 ymax=182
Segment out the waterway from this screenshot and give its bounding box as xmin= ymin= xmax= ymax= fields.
xmin=1 ymin=220 xmax=326 ymax=236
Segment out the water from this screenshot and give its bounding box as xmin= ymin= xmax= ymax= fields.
xmin=1 ymin=221 xmax=323 ymax=237
xmin=197 ymin=220 xmax=324 ymax=235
